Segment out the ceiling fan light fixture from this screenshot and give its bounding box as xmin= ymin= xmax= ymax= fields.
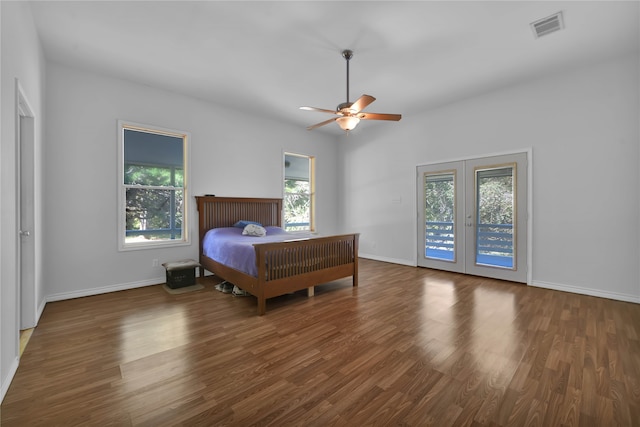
xmin=336 ymin=116 xmax=360 ymax=132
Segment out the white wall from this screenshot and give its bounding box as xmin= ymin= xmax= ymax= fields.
xmin=1 ymin=1 xmax=46 ymax=401
xmin=43 ymin=62 xmax=340 ymax=300
xmin=339 ymin=53 xmax=640 ymax=303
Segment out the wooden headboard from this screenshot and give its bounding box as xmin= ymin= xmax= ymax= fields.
xmin=195 ymin=196 xmax=283 ymax=256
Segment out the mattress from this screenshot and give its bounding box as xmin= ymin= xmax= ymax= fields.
xmin=202 ymin=226 xmax=312 ymax=277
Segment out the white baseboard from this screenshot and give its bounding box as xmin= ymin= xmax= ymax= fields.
xmin=531 ymin=280 xmax=640 ymax=304
xmin=1 ymin=356 xmax=19 ymax=403
xmin=358 ymin=255 xmax=639 ymax=304
xmin=359 ymin=253 xmax=416 ymax=267
xmin=36 ymin=267 xmax=640 ymax=309
xmin=46 ymin=277 xmax=164 ymax=303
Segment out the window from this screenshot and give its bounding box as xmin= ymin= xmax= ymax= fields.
xmin=118 ymin=121 xmax=190 ymax=250
xmin=283 ymin=153 xmax=315 ymax=232
xmin=424 ymin=171 xmax=456 ymax=262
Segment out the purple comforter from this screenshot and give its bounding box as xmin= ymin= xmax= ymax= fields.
xmin=202 ymin=226 xmax=311 ymax=277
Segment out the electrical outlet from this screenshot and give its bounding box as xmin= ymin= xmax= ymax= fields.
xmin=152 ymin=259 xmax=159 ymax=267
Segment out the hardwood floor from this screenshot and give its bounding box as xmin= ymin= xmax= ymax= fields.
xmin=2 ymin=258 xmax=639 ymax=426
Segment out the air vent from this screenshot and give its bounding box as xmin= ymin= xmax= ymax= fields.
xmin=531 ymin=12 xmax=564 ymax=38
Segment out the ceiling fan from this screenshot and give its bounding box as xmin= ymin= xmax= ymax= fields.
xmin=300 ymin=49 xmax=402 ymax=132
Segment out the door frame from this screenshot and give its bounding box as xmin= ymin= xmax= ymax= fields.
xmin=16 ymin=79 xmax=37 ymax=330
xmin=416 ymin=148 xmax=533 ymax=285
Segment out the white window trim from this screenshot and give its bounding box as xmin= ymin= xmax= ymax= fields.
xmin=117 ymin=120 xmax=191 ymax=251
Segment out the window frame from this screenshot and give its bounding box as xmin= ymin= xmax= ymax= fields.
xmin=283 ymin=152 xmax=315 ymax=233
xmin=117 ymin=120 xmax=191 ymax=251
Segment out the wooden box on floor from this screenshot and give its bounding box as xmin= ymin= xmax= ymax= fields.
xmin=162 ymin=260 xmax=200 ymax=289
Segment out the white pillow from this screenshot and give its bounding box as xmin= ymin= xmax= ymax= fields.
xmin=242 ymin=223 xmax=267 ymax=237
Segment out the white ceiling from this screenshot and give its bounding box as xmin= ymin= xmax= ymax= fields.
xmin=29 ymin=1 xmax=639 ymax=134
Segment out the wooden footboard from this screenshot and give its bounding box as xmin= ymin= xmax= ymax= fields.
xmin=256 ymin=234 xmax=358 ymax=282
xmin=251 ymin=234 xmax=359 ymax=314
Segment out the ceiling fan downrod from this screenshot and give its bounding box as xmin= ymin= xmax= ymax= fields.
xmin=340 ymin=49 xmax=354 ymax=110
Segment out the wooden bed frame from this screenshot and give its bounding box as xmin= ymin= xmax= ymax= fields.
xmin=196 ymin=196 xmax=359 ymax=315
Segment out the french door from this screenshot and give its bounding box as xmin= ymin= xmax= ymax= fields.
xmin=417 ymin=153 xmax=528 ymax=283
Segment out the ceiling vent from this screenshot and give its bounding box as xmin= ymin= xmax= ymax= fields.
xmin=531 ymin=12 xmax=564 ymax=38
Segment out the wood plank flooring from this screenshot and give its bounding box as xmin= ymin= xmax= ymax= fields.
xmin=2 ymin=258 xmax=639 ymax=426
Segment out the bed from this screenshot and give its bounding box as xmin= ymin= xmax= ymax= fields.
xmin=196 ymin=196 xmax=359 ymax=315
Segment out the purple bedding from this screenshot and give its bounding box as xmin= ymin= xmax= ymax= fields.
xmin=202 ymin=226 xmax=311 ymax=277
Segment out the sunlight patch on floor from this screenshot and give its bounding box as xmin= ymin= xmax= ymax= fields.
xmin=20 ymin=328 xmax=34 ymax=356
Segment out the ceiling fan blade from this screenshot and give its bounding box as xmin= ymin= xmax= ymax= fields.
xmin=300 ymin=106 xmax=339 ymax=115
xmin=350 ymin=94 xmax=376 ymax=113
xmin=306 ymin=117 xmax=337 ymax=131
xmin=358 ymin=112 xmax=402 ymax=121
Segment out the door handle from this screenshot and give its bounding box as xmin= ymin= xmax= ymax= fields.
xmin=19 ymin=230 xmax=30 ymax=237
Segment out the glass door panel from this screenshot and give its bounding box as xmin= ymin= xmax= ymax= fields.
xmin=475 ymin=166 xmax=515 ymax=269
xmin=425 ymin=171 xmax=456 ymax=262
